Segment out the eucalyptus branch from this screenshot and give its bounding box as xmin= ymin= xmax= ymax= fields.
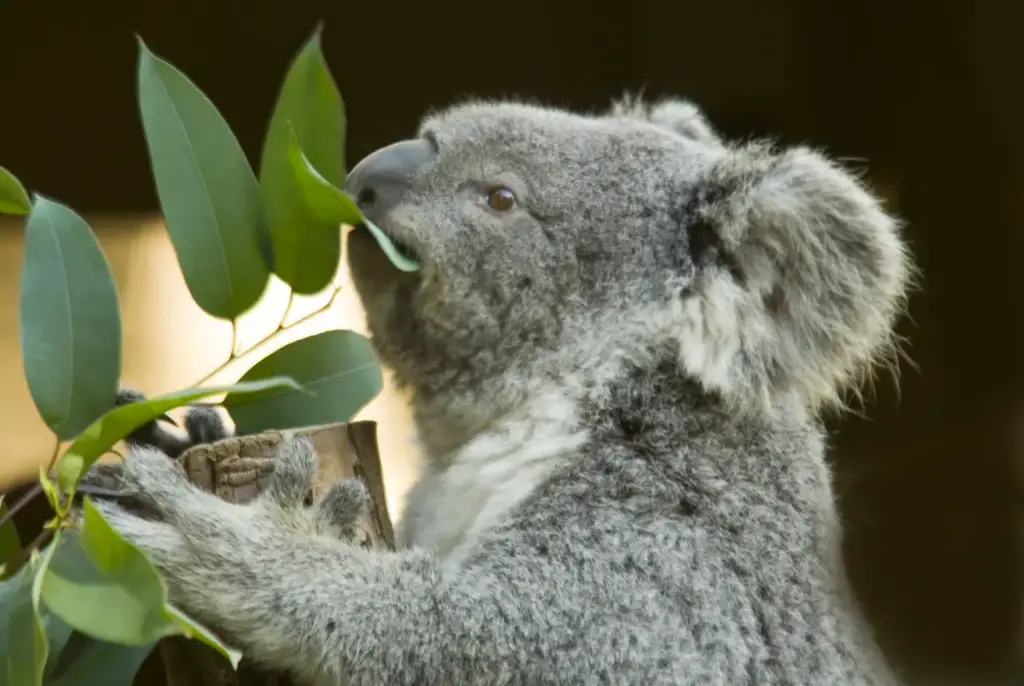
xmin=0 ymin=527 xmax=54 ymax=578
xmin=0 ymin=482 xmax=42 ymax=531
xmin=0 ymin=437 xmax=61 ymax=531
xmin=191 ymin=286 xmax=342 ymax=388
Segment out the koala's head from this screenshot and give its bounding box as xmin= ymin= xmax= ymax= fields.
xmin=345 ymin=96 xmax=910 ymax=436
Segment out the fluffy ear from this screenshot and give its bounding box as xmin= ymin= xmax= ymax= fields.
xmin=611 ymin=94 xmax=722 ymax=146
xmin=675 ymin=142 xmax=911 ymax=413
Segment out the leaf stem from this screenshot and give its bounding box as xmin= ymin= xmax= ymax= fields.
xmin=229 ymin=318 xmax=239 ymax=358
xmin=46 ymin=437 xmax=61 ymax=470
xmin=276 ymin=289 xmax=296 ymax=331
xmin=190 ymin=286 xmax=342 ymax=388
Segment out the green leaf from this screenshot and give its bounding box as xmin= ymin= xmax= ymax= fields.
xmin=54 ymin=378 xmax=299 ymax=486
xmin=19 ymin=196 xmax=122 ymax=441
xmin=285 ymin=130 xmax=360 ymax=225
xmin=41 ymin=505 xmax=177 ymax=646
xmin=39 ymin=612 xmax=74 ymax=681
xmin=164 ymin=604 xmax=242 ymax=669
xmin=136 ymin=39 xmax=270 ymax=320
xmin=0 ymin=497 xmax=21 ymax=570
xmin=0 ymin=545 xmax=56 ymax=686
xmin=38 ymin=468 xmax=61 ymax=514
xmin=55 ymin=453 xmax=84 ymax=495
xmin=259 ymin=26 xmax=346 ymax=294
xmin=0 ymin=166 xmax=31 ymax=215
xmin=286 ymin=134 xmax=420 ymax=272
xmin=47 ymin=634 xmax=154 ymax=686
xmin=224 ymin=330 xmax=382 ymax=434
xmin=41 ymin=503 xmax=240 ymax=666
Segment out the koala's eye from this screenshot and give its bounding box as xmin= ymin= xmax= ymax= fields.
xmin=484 ymin=186 xmax=518 ymax=212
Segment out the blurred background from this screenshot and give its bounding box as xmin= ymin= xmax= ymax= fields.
xmin=1 ymin=0 xmax=1022 ymax=683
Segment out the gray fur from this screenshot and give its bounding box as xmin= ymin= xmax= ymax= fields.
xmin=92 ymin=95 xmax=911 ymax=685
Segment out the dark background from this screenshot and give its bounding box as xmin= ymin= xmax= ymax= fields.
xmin=2 ymin=0 xmax=1022 ymax=683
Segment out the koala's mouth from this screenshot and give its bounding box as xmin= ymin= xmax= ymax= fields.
xmin=355 ymin=220 xmax=422 ymax=273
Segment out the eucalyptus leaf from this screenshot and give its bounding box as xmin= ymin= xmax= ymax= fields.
xmin=285 ymin=130 xmax=360 ymax=225
xmin=55 ymin=377 xmax=299 ymax=485
xmin=56 ymin=453 xmax=84 ymax=495
xmin=38 ymin=468 xmax=61 ymax=514
xmin=40 ymin=619 xmax=82 ymax=683
xmin=41 ymin=506 xmax=178 ymax=646
xmin=224 ymin=330 xmax=382 ymax=434
xmin=0 ymin=545 xmax=56 ymax=686
xmin=136 ymin=39 xmax=270 ymax=319
xmin=31 ymin=545 xmax=59 ymax=663
xmin=259 ymin=26 xmax=345 ymax=294
xmin=0 ymin=560 xmax=43 ymax=684
xmin=286 ymin=133 xmax=420 ymax=272
xmin=47 ymin=632 xmax=154 ymax=686
xmin=0 ymin=166 xmax=31 ymax=215
xmin=41 ymin=503 xmax=242 ymax=666
xmin=164 ymin=603 xmax=242 ymax=669
xmin=19 ymin=196 xmax=122 ymax=440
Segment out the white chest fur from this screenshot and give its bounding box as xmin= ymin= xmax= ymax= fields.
xmin=396 ymin=393 xmax=588 ymax=572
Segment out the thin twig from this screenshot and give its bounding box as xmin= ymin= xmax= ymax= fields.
xmin=1 ymin=527 xmax=54 ymax=577
xmin=0 ymin=482 xmax=42 ymax=530
xmin=190 ymin=286 xmax=343 ymax=388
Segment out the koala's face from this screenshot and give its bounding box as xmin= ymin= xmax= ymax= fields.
xmin=346 ymin=97 xmax=909 ymax=421
xmin=345 ymin=101 xmax=723 ymax=400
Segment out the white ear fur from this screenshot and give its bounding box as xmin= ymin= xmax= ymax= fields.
xmin=674 ymin=142 xmax=910 ymax=414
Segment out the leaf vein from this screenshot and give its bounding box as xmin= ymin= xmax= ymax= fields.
xmin=151 ymin=61 xmax=237 ymax=314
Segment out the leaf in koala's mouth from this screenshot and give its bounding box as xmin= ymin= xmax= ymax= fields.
xmin=360 ymin=219 xmax=421 ymax=273
xmin=284 ymin=126 xmax=421 ymax=273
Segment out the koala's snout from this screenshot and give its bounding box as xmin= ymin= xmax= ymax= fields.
xmin=345 ymin=138 xmax=436 ymax=221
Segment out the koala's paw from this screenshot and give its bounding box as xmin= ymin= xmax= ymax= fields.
xmin=115 ymin=387 xmax=234 ymax=459
xmin=182 ymin=404 xmax=232 ymax=445
xmin=261 ymin=436 xmax=319 ymax=509
xmin=257 ymin=437 xmax=372 ymax=542
xmin=85 ymin=436 xmax=372 ymax=635
xmin=316 ymin=479 xmax=372 ymax=538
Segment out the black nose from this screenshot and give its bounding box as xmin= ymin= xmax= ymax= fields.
xmin=344 ymin=138 xmax=437 ymax=217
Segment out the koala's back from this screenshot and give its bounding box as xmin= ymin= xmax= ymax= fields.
xmin=405 ymin=372 xmax=898 ymax=686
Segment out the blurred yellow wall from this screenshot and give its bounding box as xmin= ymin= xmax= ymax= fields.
xmin=0 ymin=216 xmax=422 ymax=520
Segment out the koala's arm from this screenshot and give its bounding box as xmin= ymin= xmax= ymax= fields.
xmin=90 ymin=439 xmax=549 ymax=686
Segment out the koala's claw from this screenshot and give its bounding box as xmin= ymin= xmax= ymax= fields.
xmin=114 ymin=386 xmax=235 ymax=460
xmin=258 ymin=437 xmax=371 ymax=539
xmin=263 ymin=437 xmax=318 ymax=510
xmin=314 ymin=479 xmax=372 ymax=535
xmin=183 ymin=405 xmax=231 ymax=445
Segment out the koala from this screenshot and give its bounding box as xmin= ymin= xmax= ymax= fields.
xmin=91 ymin=94 xmax=911 ymax=685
